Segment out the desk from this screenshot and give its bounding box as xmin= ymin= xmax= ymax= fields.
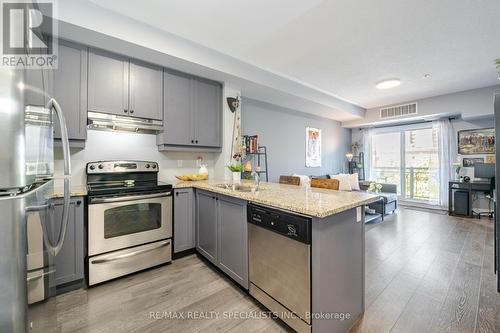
xmin=448 ymin=180 xmax=491 ymax=217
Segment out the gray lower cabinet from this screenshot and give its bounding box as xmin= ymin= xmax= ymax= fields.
xmin=157 ymin=70 xmax=222 ymax=152
xmin=53 ymin=40 xmax=88 ymax=146
xmin=217 ymin=195 xmax=248 ymax=289
xmin=173 ymin=188 xmax=195 ymax=253
xmin=195 ymin=190 xmax=248 ymax=289
xmin=196 ymin=190 xmax=218 ymax=264
xmin=88 ymin=48 xmax=129 ymax=117
xmin=50 ymin=197 xmax=85 ymax=287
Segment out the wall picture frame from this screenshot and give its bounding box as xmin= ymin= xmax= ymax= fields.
xmin=306 ymin=127 xmax=321 ymax=167
xmin=457 ymin=128 xmax=495 ymax=155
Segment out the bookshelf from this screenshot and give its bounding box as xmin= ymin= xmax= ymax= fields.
xmin=242 ymin=146 xmax=269 ymax=182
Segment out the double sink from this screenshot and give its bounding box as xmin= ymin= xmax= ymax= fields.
xmin=215 ymin=183 xmax=261 ymax=193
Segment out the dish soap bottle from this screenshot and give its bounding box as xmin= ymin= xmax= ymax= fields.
xmin=197 ymin=156 xmax=208 ymax=177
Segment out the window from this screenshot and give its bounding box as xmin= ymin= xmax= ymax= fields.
xmin=370 ymin=125 xmax=440 ymax=203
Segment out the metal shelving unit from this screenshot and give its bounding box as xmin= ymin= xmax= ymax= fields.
xmin=241 ymin=146 xmax=268 ymax=182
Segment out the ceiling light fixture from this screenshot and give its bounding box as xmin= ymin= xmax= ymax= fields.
xmin=375 ymin=79 xmax=401 ymax=90
xmin=423 ymin=74 xmax=431 ymax=79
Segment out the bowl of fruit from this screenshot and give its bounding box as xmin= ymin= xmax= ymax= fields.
xmin=175 ymin=173 xmax=208 ymax=181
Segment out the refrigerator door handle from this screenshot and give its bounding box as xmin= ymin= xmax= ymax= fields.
xmin=46 ymin=98 xmax=71 ymax=256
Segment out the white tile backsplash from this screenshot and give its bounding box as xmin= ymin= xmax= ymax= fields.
xmin=54 ymin=129 xmax=216 ymax=185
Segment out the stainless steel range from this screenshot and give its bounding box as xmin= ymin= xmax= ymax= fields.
xmin=86 ymin=160 xmax=172 ymax=285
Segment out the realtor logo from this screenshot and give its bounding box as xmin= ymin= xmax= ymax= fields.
xmin=1 ymin=1 xmax=57 ymax=68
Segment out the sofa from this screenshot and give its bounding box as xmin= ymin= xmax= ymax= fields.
xmin=292 ymin=174 xmax=398 ymax=217
xmin=359 ymin=182 xmax=398 ymax=216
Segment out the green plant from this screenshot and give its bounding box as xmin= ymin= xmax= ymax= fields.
xmin=227 ymin=162 xmax=242 ymax=172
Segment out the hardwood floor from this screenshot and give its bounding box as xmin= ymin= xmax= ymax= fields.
xmin=51 ymin=207 xmax=499 ymax=333
xmin=351 ymin=207 xmax=499 ymax=333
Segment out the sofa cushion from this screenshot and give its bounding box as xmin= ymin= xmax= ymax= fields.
xmin=378 ymin=192 xmax=398 ymax=203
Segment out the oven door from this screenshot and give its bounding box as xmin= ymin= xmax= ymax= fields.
xmin=88 ymin=192 xmax=172 ymax=256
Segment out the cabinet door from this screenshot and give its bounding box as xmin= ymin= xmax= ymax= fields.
xmin=174 ymin=188 xmax=195 ymax=253
xmin=196 ymin=190 xmax=218 ymax=264
xmin=50 ymin=197 xmax=84 ymax=286
xmin=88 ymin=49 xmax=129 ymax=116
xmin=157 ymin=70 xmax=194 ymax=146
xmin=217 ymin=195 xmax=248 ymax=289
xmin=53 ymin=41 xmax=88 ymax=141
xmin=193 ymin=78 xmax=222 ymax=147
xmin=129 ymin=60 xmax=163 ymax=120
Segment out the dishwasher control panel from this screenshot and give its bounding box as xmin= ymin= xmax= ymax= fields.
xmin=247 ymin=204 xmax=311 ymax=244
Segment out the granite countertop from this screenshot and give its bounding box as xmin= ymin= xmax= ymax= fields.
xmin=169 ymin=179 xmax=379 ymax=218
xmin=49 ymin=178 xmax=87 ymax=198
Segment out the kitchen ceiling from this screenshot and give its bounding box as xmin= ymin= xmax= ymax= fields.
xmin=89 ymin=0 xmax=500 ymax=109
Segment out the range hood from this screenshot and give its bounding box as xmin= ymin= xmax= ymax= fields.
xmin=87 ymin=112 xmax=163 ymax=134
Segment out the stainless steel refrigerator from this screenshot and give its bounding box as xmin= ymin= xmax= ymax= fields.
xmin=0 ymin=65 xmax=71 ymax=331
xmin=495 ymin=92 xmax=500 ymax=292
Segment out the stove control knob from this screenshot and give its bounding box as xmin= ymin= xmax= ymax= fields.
xmin=152 ymin=164 xmax=157 ymax=169
xmin=89 ymin=165 xmax=95 ymax=170
xmin=98 ymin=164 xmax=104 ymax=170
xmin=145 ymin=164 xmax=150 ymax=169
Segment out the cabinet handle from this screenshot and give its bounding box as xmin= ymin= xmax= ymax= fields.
xmin=129 ymin=110 xmax=134 ymax=114
xmin=76 ymin=200 xmax=82 ymax=205
xmin=175 ymin=192 xmax=179 ymax=196
xmin=195 ymin=140 xmax=198 ymax=144
xmin=191 ymin=140 xmax=195 ymax=144
xmin=123 ymin=109 xmax=128 ymax=113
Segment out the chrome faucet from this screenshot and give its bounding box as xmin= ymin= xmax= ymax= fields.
xmin=251 ymin=170 xmax=260 ymax=191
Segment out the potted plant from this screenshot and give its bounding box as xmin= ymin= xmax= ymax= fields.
xmin=227 ymin=162 xmax=242 ymax=183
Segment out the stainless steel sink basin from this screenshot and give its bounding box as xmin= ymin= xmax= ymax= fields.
xmin=215 ymin=183 xmax=260 ymax=192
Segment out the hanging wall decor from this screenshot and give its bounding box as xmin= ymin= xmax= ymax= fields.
xmin=457 ymin=128 xmax=495 ymax=155
xmin=305 ymin=126 xmax=321 ymax=167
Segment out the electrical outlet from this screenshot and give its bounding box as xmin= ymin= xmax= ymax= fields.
xmin=177 ymin=160 xmax=183 ymax=167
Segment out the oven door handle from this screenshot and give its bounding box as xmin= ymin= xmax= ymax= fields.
xmin=90 ymin=240 xmax=170 ymax=264
xmin=90 ymin=192 xmax=171 ymax=204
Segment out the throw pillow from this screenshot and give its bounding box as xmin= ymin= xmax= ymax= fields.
xmin=349 ymin=173 xmax=360 ymax=190
xmin=292 ymin=174 xmax=311 ymax=186
xmin=329 ymin=174 xmax=352 ymax=191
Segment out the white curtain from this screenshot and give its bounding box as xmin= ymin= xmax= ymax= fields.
xmin=361 ymin=128 xmax=374 ymax=180
xmin=433 ymin=119 xmax=454 ymax=207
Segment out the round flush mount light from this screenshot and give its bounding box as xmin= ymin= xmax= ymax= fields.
xmin=423 ymin=73 xmax=431 ymax=79
xmin=375 ymin=79 xmax=401 ymax=90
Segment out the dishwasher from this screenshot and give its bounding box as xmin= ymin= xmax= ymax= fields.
xmin=248 ymin=203 xmax=312 ymax=333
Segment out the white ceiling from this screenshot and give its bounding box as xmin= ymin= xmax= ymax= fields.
xmin=90 ymin=0 xmax=500 ymax=109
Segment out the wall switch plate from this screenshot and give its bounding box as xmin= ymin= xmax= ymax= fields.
xmin=177 ymin=160 xmax=183 ymax=167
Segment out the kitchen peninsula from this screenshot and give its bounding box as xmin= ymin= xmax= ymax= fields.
xmin=171 ymin=180 xmax=378 ymax=333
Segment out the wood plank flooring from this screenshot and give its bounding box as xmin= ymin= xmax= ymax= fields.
xmin=50 ymin=207 xmax=498 ymax=333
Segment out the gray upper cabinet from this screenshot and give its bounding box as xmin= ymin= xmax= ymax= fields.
xmin=53 ymin=41 xmax=88 ymax=143
xmin=173 ymin=188 xmax=195 ymax=253
xmin=88 ymin=49 xmax=129 ymax=116
xmin=50 ymin=197 xmax=85 ymax=287
xmin=193 ymin=78 xmax=222 ymax=147
xmin=129 ymin=60 xmax=163 ymax=120
xmin=217 ymin=195 xmax=248 ymax=289
xmin=157 ymin=71 xmax=222 ymax=152
xmin=158 ymin=70 xmax=193 ymax=146
xmin=196 ymin=190 xmax=218 ymax=264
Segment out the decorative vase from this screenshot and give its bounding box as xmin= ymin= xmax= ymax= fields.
xmin=232 ymin=172 xmax=241 ymax=183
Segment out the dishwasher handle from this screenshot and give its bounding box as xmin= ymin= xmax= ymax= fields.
xmin=247 ymin=203 xmax=311 ymax=244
